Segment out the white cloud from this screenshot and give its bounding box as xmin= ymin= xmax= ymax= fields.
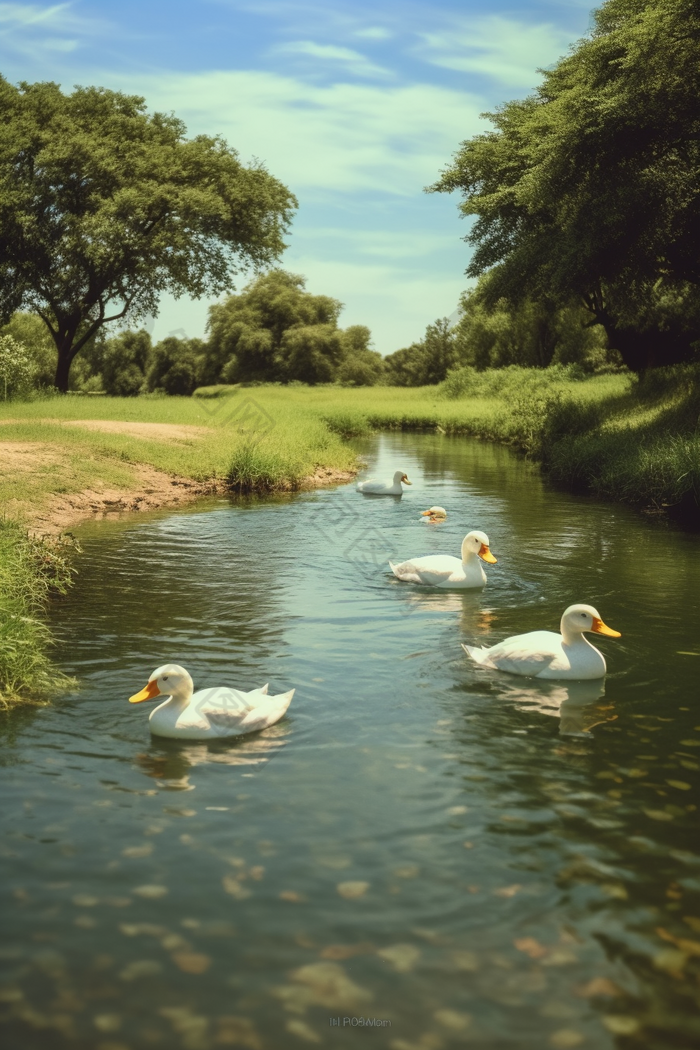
xmin=0 ymin=1 xmax=110 ymax=57
xmin=298 ymin=226 xmax=458 ymax=260
xmin=353 ymin=26 xmax=394 ymax=41
xmin=285 ymin=254 xmax=465 ymax=351
xmin=272 ymin=40 xmax=392 ymax=79
xmin=112 ymin=69 xmax=484 ymax=196
xmin=416 ymin=16 xmax=575 ymax=89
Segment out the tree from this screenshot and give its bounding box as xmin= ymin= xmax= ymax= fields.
xmin=453 ymin=276 xmax=611 ymax=371
xmin=431 ymin=0 xmax=700 ymax=371
xmin=146 ymin=336 xmax=203 ymax=396
xmin=336 ymin=326 xmax=385 ymax=386
xmin=101 ymin=330 xmax=152 ymax=396
xmin=384 ymin=318 xmax=459 ymax=386
xmin=203 ymin=269 xmax=369 ymax=384
xmin=0 ymin=78 xmax=296 ymax=391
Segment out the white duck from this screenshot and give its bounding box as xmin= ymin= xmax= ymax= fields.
xmin=390 ymin=530 xmax=497 ymax=588
xmin=421 ymin=506 xmax=447 ymax=522
xmin=357 ymin=470 xmax=411 ymax=495
xmin=463 ymin=604 xmax=621 ymax=680
xmin=129 ymin=664 xmax=295 ymax=740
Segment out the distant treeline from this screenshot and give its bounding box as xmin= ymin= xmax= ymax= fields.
xmin=1 ymin=266 xmax=623 ymax=398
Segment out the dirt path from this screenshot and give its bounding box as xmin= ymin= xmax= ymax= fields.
xmin=0 ymin=418 xmax=209 ymax=442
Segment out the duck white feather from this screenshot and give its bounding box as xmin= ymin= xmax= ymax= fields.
xmin=421 ymin=506 xmax=447 ymax=522
xmin=357 ymin=470 xmax=411 ymax=494
xmin=129 ymin=664 xmax=294 ymax=740
xmin=463 ymin=604 xmax=621 ymax=680
xmin=390 ymin=530 xmax=497 ymax=589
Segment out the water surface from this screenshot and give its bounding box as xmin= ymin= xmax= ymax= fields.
xmin=1 ymin=433 xmax=699 ymax=1049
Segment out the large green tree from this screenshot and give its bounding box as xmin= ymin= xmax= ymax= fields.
xmin=431 ymin=0 xmax=700 ymax=371
xmin=384 ymin=318 xmax=459 ymax=386
xmin=204 ymin=269 xmax=371 ymax=384
xmin=0 ymin=79 xmax=296 ymax=390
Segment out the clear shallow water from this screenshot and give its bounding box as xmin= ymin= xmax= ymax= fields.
xmin=1 ymin=432 xmax=700 ymax=1050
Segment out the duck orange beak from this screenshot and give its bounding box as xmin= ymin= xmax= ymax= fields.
xmin=129 ymin=679 xmax=161 ymax=704
xmin=421 ymin=509 xmax=432 ymax=516
xmin=591 ymin=617 xmax=621 ymax=638
xmin=478 ymin=543 xmax=497 ymax=564
xmin=402 ymin=476 xmax=412 ymax=485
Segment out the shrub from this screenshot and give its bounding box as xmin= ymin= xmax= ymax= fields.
xmin=0 ymin=334 xmax=35 ymax=400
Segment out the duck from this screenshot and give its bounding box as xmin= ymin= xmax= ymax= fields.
xmin=357 ymin=470 xmax=411 ymax=495
xmin=128 ymin=664 xmax=295 ymax=740
xmin=421 ymin=506 xmax=447 ymax=522
xmin=462 ymin=604 xmax=621 ymax=680
xmin=390 ymin=530 xmax=497 ymax=588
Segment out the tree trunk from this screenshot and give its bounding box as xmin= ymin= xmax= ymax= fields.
xmin=599 ymin=323 xmax=695 ymax=372
xmin=582 ymin=296 xmax=697 ymax=373
xmin=54 ymin=336 xmax=78 ymax=392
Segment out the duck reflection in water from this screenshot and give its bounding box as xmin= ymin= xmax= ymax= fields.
xmin=134 ymin=721 xmax=291 ymax=790
xmin=496 ymin=678 xmax=616 ymax=736
xmin=400 ymin=589 xmax=498 ymax=636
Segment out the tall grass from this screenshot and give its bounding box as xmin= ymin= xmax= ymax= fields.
xmin=0 ymin=519 xmax=77 ymax=707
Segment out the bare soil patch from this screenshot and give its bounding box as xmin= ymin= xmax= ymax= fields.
xmin=1 ymin=440 xmax=356 ymax=536
xmin=299 ymin=466 xmax=357 ymax=489
xmin=0 ymin=418 xmax=209 ymax=442
xmin=35 ymin=466 xmax=223 ymax=536
xmin=1 ymin=440 xmax=222 ymax=536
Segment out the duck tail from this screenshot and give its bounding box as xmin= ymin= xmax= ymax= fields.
xmin=389 ymin=561 xmax=399 ymax=577
xmin=462 ymin=642 xmax=488 ymax=664
xmin=278 ymin=688 xmax=295 ymax=712
xmin=261 ymin=683 xmax=269 ymax=695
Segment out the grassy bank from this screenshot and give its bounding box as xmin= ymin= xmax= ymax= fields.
xmin=2 ymin=367 xmax=697 ymax=520
xmin=0 ymin=518 xmax=76 ymax=707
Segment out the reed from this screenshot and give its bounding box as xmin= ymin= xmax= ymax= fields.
xmin=0 ymin=518 xmax=77 ymax=707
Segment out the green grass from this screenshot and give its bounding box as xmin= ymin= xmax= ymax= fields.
xmin=0 ymin=518 xmax=77 ymax=707
xmin=3 ymin=369 xmax=696 ymax=522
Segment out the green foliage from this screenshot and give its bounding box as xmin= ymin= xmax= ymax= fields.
xmin=100 ymin=330 xmax=152 ymax=396
xmin=0 ymin=519 xmax=77 ymax=706
xmin=204 ymin=269 xmax=376 ymax=385
xmin=146 ymin=336 xmax=204 ymax=396
xmin=0 ymin=78 xmax=296 ymax=390
xmin=431 ymin=0 xmax=700 ymax=371
xmin=335 ymin=326 xmax=385 ymax=387
xmin=453 ymin=278 xmax=615 ymax=372
xmin=385 ymin=318 xmax=459 ymax=386
xmin=0 ymin=313 xmax=56 ymax=388
xmin=0 ymin=334 xmax=35 ymax=400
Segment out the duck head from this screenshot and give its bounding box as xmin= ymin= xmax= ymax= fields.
xmin=560 ymin=604 xmax=621 ymax=643
xmin=129 ymin=664 xmax=194 ymax=704
xmin=421 ymin=506 xmax=447 ymax=520
xmin=394 ymin=471 xmax=412 ymax=486
xmin=461 ymin=530 xmax=497 ymax=564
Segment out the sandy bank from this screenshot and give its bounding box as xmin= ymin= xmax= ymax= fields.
xmin=1 ymin=439 xmax=356 ymax=536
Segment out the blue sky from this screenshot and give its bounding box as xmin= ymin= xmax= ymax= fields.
xmin=0 ymin=1 xmax=594 ymax=353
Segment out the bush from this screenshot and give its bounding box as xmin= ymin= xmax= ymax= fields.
xmin=0 ymin=334 xmax=35 ymax=400
xmin=146 ymin=336 xmax=203 ymax=396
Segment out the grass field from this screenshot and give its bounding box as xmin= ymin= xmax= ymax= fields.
xmin=2 ymin=364 xmax=699 ymax=704
xmin=2 ymin=366 xmax=698 ymax=518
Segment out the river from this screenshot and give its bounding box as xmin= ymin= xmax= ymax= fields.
xmin=1 ymin=432 xmax=699 ymax=1049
